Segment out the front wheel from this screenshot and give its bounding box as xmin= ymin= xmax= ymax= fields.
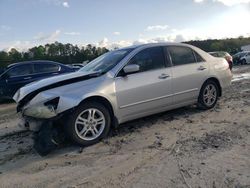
xmin=198 ymin=80 xmax=219 ymax=110
xmin=65 ymin=102 xmax=111 ymax=146
xmin=242 ymin=59 xmax=246 ymax=65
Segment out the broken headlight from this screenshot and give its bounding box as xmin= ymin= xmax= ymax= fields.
xmin=23 ymin=97 xmax=60 ymax=119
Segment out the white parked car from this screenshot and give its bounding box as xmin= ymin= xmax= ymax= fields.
xmin=13 ymin=43 xmax=232 ymax=155
xmin=240 ymin=51 xmax=250 ymax=64
xmin=233 ymin=51 xmax=250 ymax=65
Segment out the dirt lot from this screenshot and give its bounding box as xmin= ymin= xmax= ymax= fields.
xmin=0 ymin=66 xmax=250 ymax=188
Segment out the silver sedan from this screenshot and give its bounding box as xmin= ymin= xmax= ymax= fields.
xmin=14 ymin=43 xmax=232 ymax=154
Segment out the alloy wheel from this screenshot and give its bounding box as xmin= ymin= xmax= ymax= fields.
xmin=203 ymin=84 xmax=217 ymax=106
xmin=74 ymin=108 xmax=106 ymax=141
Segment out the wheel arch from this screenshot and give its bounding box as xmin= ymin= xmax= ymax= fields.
xmin=78 ymin=95 xmax=118 ymax=128
xmin=202 ymin=77 xmax=222 ymax=97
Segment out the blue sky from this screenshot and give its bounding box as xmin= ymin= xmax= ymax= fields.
xmin=0 ymin=0 xmax=250 ymax=50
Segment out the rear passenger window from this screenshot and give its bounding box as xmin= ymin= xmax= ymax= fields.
xmin=194 ymin=51 xmax=205 ymax=62
xmin=128 ymin=47 xmax=165 ymax=73
xmin=168 ymin=46 xmax=196 ymax=66
xmin=34 ymin=63 xmax=60 ymax=73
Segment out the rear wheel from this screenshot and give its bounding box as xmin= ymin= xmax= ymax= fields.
xmin=65 ymin=102 xmax=111 ymax=146
xmin=242 ymin=59 xmax=246 ymax=65
xmin=198 ymin=80 xmax=219 ymax=110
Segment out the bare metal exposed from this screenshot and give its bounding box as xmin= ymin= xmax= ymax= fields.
xmin=13 ymin=43 xmax=232 ymax=154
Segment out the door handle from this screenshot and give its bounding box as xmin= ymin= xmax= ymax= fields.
xmin=158 ymin=74 xmax=170 ymax=79
xmin=23 ymin=77 xmax=32 ymax=80
xmin=197 ymin=66 xmax=207 ymax=71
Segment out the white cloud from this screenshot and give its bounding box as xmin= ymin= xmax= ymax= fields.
xmin=194 ymin=0 xmax=204 ymax=3
xmin=48 ymin=30 xmax=61 ymax=41
xmin=40 ymin=0 xmax=70 ymax=7
xmin=113 ymin=32 xmax=121 ymax=36
xmin=97 ymin=37 xmax=109 ymax=48
xmin=34 ymin=30 xmax=61 ymax=42
xmin=215 ymin=0 xmax=250 ymax=6
xmin=109 ymin=40 xmax=133 ymax=49
xmin=1 ymin=25 xmax=11 ymax=31
xmin=146 ymin=25 xmax=169 ymax=31
xmin=64 ymin=32 xmax=80 ymax=36
xmin=62 ymin=1 xmax=69 ymax=8
xmin=133 ymin=35 xmax=185 ymax=45
xmin=0 ymin=40 xmax=33 ymax=52
xmin=193 ymin=0 xmax=250 ymax=6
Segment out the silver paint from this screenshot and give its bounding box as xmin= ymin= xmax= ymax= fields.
xmin=13 ymin=43 xmax=232 ymax=126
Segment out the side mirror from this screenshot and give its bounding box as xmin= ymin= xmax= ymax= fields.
xmin=123 ymin=64 xmax=140 ymax=75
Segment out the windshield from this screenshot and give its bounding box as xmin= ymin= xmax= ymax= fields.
xmin=0 ymin=67 xmax=7 ymax=76
xmin=79 ymin=48 xmax=134 ymax=74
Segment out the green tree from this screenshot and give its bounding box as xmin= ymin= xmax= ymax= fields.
xmin=8 ymin=48 xmax=22 ymax=62
xmin=0 ymin=51 xmax=11 ymax=68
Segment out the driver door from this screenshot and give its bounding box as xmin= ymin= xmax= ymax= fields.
xmin=115 ymin=46 xmax=173 ymax=122
xmin=3 ymin=64 xmax=34 ymax=97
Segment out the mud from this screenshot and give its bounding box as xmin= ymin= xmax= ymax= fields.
xmin=0 ymin=66 xmax=250 ymax=188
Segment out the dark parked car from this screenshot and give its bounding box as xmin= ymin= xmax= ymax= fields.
xmin=0 ymin=60 xmax=76 ymax=99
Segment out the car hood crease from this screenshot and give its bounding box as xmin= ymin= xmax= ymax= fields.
xmin=14 ymin=71 xmax=102 ymax=111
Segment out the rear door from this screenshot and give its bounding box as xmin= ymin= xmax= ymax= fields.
xmin=115 ymin=46 xmax=173 ymax=121
xmin=166 ymin=46 xmax=209 ymax=104
xmin=33 ymin=63 xmax=61 ymax=80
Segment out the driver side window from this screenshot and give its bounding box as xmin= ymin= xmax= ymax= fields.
xmin=127 ymin=47 xmax=166 ymax=73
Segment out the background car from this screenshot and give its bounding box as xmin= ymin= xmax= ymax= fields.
xmin=69 ymin=63 xmax=85 ymax=69
xmin=73 ymin=64 xmax=84 ymax=68
xmin=232 ymin=51 xmax=250 ymax=65
xmin=241 ymin=51 xmax=250 ymax=64
xmin=0 ymin=67 xmax=6 ymax=75
xmin=209 ymin=51 xmax=233 ymax=70
xmin=0 ymin=60 xmax=76 ymax=99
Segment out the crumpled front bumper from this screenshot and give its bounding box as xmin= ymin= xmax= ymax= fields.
xmin=17 ymin=96 xmax=61 ymax=131
xmin=18 ymin=117 xmax=43 ymax=132
xmin=22 ymin=103 xmax=57 ymax=119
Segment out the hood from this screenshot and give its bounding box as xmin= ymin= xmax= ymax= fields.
xmin=13 ymin=71 xmax=102 ymax=109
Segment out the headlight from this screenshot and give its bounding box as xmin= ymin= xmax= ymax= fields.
xmin=23 ymin=97 xmax=59 ymax=119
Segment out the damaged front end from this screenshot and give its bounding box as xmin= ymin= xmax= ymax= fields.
xmin=16 ymin=94 xmax=60 ymax=130
xmin=13 ymin=71 xmax=105 ymax=155
xmin=16 ymin=95 xmax=66 ymax=156
xmin=23 ymin=97 xmax=59 ymax=120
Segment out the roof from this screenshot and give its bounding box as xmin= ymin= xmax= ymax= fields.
xmin=7 ymin=60 xmax=61 ymax=68
xmin=118 ymin=42 xmax=195 ymax=51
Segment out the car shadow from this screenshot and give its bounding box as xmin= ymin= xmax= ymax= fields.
xmin=48 ymin=104 xmax=205 ymax=157
xmin=0 ymin=104 xmax=207 ymax=169
xmin=0 ymin=99 xmax=14 ymax=105
xmin=112 ymin=105 xmax=202 ymax=136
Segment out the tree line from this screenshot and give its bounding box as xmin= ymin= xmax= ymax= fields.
xmin=1 ymin=37 xmax=250 ymax=68
xmin=0 ymin=42 xmax=109 ymax=68
xmin=184 ymin=36 xmax=250 ymax=55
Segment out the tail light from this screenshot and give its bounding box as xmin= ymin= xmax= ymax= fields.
xmin=225 ymin=55 xmax=233 ymax=63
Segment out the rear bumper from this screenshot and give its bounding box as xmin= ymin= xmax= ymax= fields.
xmin=220 ymin=70 xmax=233 ymax=90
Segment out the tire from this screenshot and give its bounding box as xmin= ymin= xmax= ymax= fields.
xmin=242 ymin=59 xmax=246 ymax=65
xmin=198 ymin=80 xmax=219 ymax=110
xmin=33 ymin=122 xmax=58 ymax=156
xmin=65 ymin=101 xmax=111 ymax=146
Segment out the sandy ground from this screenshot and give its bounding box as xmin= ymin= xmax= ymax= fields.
xmin=0 ymin=66 xmax=250 ymax=188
